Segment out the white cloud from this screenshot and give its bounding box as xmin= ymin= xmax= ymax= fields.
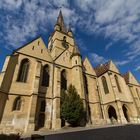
xmin=1 ymin=0 xmax=22 ymax=10
xmin=115 ymin=60 xmax=130 ymax=66
xmin=76 ymin=38 xmax=89 ymax=53
xmin=0 ymin=0 xmax=77 ymax=49
xmin=74 ymin=0 xmax=140 ymax=60
xmin=105 ymin=42 xmax=113 ymax=51
xmin=126 ymin=40 xmax=140 ymax=60
xmin=135 ymin=66 xmax=140 ymax=71
xmin=89 ymin=53 xmax=107 ymax=65
xmin=0 ymin=0 xmax=140 ymax=65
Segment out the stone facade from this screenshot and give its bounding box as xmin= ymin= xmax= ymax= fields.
xmin=0 ymin=11 xmax=140 ymax=134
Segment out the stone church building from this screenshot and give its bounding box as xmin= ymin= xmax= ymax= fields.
xmin=0 ymin=11 xmax=140 ymax=133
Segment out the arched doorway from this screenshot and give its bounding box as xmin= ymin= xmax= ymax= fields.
xmin=108 ymin=106 xmax=118 ymax=123
xmin=122 ymin=105 xmax=130 ymax=122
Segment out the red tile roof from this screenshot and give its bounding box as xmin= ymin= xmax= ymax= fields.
xmin=122 ymin=72 xmax=129 ymax=84
xmin=94 ymin=61 xmax=111 ymax=76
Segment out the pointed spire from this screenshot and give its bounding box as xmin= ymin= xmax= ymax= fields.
xmin=68 ymin=26 xmax=72 ymax=32
xmin=71 ymin=41 xmax=81 ymax=58
xmin=55 ymin=10 xmax=67 ymax=33
xmin=67 ymin=27 xmax=73 ymax=37
xmin=73 ymin=43 xmax=80 ymax=55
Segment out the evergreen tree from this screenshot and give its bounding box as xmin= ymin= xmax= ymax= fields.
xmin=61 ymin=85 xmax=86 ymax=126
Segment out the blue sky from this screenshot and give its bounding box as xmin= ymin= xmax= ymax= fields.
xmin=0 ymin=0 xmax=140 ymax=82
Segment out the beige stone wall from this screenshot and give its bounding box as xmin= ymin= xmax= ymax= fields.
xmin=1 ymin=55 xmax=18 ymax=92
xmin=1 ymin=95 xmax=30 ymax=132
xmin=128 ymin=85 xmax=140 ymax=118
xmin=98 ymin=72 xmax=116 ymax=104
xmin=97 ymin=71 xmax=139 ymax=124
xmin=85 ymin=74 xmax=103 ymax=124
xmin=0 ymin=56 xmax=11 ymax=88
xmin=0 ymin=92 xmax=7 ymax=123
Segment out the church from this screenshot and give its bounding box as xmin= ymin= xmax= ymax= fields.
xmin=0 ymin=11 xmax=140 ymax=134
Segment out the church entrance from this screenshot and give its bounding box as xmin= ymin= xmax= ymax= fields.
xmin=122 ymin=105 xmax=130 ymax=122
xmin=108 ymin=106 xmax=118 ymax=124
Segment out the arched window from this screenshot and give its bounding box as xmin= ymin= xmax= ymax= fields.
xmin=42 ymin=65 xmax=50 ymax=87
xmin=61 ymin=70 xmax=67 ymax=90
xmin=122 ymin=105 xmax=130 ymax=122
xmin=84 ymin=75 xmax=88 ymax=94
xmin=63 ymin=36 xmax=66 ymax=42
xmin=101 ymin=76 xmax=109 ymax=94
xmin=114 ymin=75 xmax=121 ymax=92
xmin=17 ymin=59 xmax=29 ymax=82
xmin=40 ymin=100 xmax=46 ymax=112
xmin=136 ymin=88 xmax=139 ymax=94
xmin=108 ymin=105 xmax=117 ymax=121
xmin=136 ymin=88 xmax=140 ymax=99
xmin=12 ymin=96 xmax=22 ymax=111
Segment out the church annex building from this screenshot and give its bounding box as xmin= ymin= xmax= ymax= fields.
xmin=0 ymin=11 xmax=140 ymax=134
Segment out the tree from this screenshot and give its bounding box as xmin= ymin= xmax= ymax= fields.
xmin=60 ymin=85 xmax=86 ymax=127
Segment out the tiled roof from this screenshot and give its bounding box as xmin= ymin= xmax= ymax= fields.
xmin=94 ymin=61 xmax=111 ymax=76
xmin=122 ymin=72 xmax=129 ymax=84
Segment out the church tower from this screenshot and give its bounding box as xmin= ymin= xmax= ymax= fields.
xmin=47 ymin=11 xmax=86 ymax=129
xmin=48 ymin=10 xmax=74 ymax=60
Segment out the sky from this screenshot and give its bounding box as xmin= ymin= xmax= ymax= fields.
xmin=0 ymin=0 xmax=140 ymax=82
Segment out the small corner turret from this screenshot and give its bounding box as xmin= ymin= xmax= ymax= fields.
xmin=67 ymin=27 xmax=73 ymax=37
xmin=71 ymin=41 xmax=82 ymax=67
xmin=71 ymin=42 xmax=81 ymax=58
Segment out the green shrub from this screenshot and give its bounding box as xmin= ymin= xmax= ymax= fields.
xmin=61 ymin=85 xmax=86 ymax=127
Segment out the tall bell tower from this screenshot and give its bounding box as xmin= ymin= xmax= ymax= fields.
xmin=48 ymin=10 xmax=74 ymax=60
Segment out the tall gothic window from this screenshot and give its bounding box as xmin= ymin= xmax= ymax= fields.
xmin=136 ymin=88 xmax=139 ymax=94
xmin=136 ymin=88 xmax=140 ymax=100
xmin=114 ymin=75 xmax=121 ymax=92
xmin=101 ymin=76 xmax=109 ymax=94
xmin=84 ymin=75 xmax=88 ymax=94
xmin=12 ymin=96 xmax=22 ymax=111
xmin=17 ymin=59 xmax=29 ymax=82
xmin=40 ymin=100 xmax=46 ymax=112
xmin=42 ymin=65 xmax=50 ymax=87
xmin=61 ymin=69 xmax=67 ymax=90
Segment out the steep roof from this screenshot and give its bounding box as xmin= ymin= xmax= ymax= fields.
xmin=83 ymin=57 xmax=96 ymax=76
xmin=123 ymin=71 xmax=139 ymax=85
xmin=13 ymin=37 xmax=53 ymax=62
xmin=123 ymin=72 xmax=129 ymax=84
xmin=94 ymin=61 xmax=111 ymax=76
xmin=55 ymin=10 xmax=67 ymax=33
xmin=94 ymin=60 xmax=121 ymax=76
